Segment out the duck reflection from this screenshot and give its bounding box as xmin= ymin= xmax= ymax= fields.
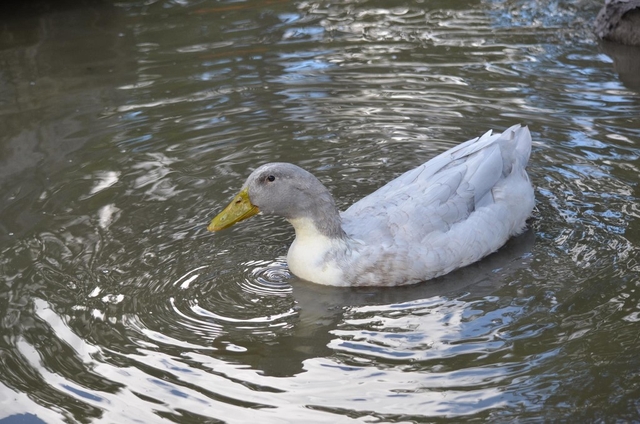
xmin=234 ymin=227 xmax=535 ymax=377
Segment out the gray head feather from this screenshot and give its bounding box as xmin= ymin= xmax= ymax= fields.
xmin=245 ymin=163 xmax=347 ymax=239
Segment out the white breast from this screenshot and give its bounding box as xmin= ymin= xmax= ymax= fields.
xmin=286 ymin=217 xmax=348 ymax=286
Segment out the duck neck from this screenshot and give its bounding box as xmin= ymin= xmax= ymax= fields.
xmin=287 ymin=189 xmax=348 ymax=240
xmin=287 ymin=215 xmax=346 ymax=243
xmin=286 ymin=215 xmax=350 ymax=286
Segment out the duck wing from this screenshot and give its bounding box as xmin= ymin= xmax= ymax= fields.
xmin=341 ymin=124 xmax=531 ymax=244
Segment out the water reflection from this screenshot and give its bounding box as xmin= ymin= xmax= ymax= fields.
xmin=0 ymin=0 xmax=134 ymax=243
xmin=1 ymin=226 xmax=538 ymax=420
xmin=1 ymin=0 xmax=640 ymax=422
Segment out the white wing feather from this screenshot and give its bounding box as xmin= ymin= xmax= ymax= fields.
xmin=338 ymin=124 xmax=533 ymax=286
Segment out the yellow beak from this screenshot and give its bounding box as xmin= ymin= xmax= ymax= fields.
xmin=207 ymin=187 xmax=260 ymax=231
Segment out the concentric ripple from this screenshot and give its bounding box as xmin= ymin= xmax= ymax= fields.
xmin=125 ymin=260 xmax=297 ymax=351
xmin=242 ymin=259 xmax=293 ymax=293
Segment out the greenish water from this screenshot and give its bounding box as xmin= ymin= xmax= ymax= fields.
xmin=1 ymin=0 xmax=639 ymax=422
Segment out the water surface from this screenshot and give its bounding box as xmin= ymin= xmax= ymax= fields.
xmin=1 ymin=0 xmax=639 ymax=422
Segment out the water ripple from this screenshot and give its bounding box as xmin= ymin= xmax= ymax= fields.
xmin=1 ymin=0 xmax=640 ymax=421
xmin=242 ymin=259 xmax=293 ymax=293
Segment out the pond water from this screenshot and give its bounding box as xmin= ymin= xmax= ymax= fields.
xmin=1 ymin=0 xmax=639 ymax=422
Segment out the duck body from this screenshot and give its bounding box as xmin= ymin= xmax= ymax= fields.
xmin=595 ymin=0 xmax=640 ymax=46
xmin=209 ymin=124 xmax=535 ymax=287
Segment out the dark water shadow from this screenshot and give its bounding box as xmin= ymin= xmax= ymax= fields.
xmin=0 ymin=0 xmax=134 ymax=241
xmin=599 ymin=40 xmax=640 ymax=93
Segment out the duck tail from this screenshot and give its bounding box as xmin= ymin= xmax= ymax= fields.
xmin=499 ymin=124 xmax=532 ymax=174
xmin=515 ymin=125 xmax=532 ymax=168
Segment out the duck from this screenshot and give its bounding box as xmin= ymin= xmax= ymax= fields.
xmin=208 ymin=124 xmax=535 ymax=287
xmin=595 ymin=0 xmax=640 ymax=46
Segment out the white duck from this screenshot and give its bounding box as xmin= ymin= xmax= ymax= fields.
xmin=208 ymin=124 xmax=535 ymax=287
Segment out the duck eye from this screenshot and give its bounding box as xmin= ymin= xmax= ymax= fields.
xmin=267 ymin=175 xmax=276 ymax=182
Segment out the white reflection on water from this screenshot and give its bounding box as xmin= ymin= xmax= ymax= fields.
xmin=23 ymin=290 xmax=543 ymax=420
